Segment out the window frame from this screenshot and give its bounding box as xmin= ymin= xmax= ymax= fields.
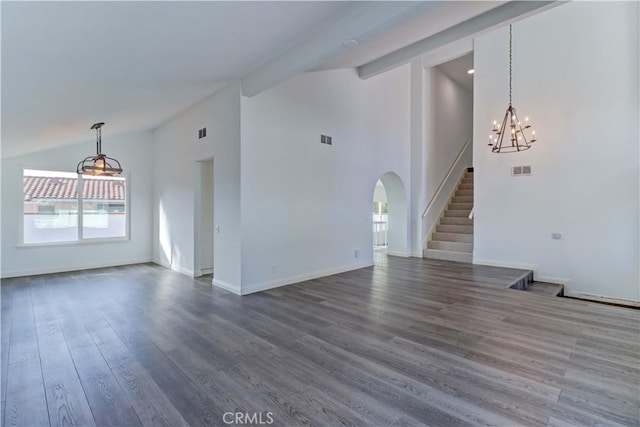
xmin=19 ymin=168 xmax=131 ymax=247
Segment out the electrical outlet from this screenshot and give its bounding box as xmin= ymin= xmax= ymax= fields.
xmin=551 ymin=233 xmax=562 ymax=240
xmin=215 ymin=225 xmax=220 ymax=234
xmin=271 ymin=264 xmax=276 ymax=274
xmin=354 ymin=249 xmax=359 ymax=258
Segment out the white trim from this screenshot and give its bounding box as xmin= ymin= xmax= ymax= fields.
xmin=169 ymin=264 xmax=195 ymax=277
xmin=473 ymin=258 xmax=538 ymax=272
xmin=152 ymin=258 xmax=195 ymax=277
xmin=1 ymin=258 xmax=152 ymax=279
xmin=422 ymin=140 xmax=470 ymax=218
xmin=200 ymin=268 xmax=213 ymax=275
xmin=212 ymin=278 xmax=242 ymax=295
xmin=240 ymin=261 xmax=373 ymax=296
xmin=535 ymin=276 xmax=570 ymax=286
xmin=410 ymin=251 xmax=424 ymax=258
xmin=386 ymin=251 xmax=410 ymax=258
xmin=17 ymin=237 xmax=130 ymax=249
xmin=564 ymin=292 xmax=640 ymax=308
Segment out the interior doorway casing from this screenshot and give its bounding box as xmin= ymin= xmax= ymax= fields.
xmin=194 ymin=158 xmax=214 ymax=276
xmin=374 ymin=172 xmax=409 ymax=257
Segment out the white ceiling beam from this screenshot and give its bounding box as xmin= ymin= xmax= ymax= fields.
xmin=241 ymin=1 xmax=437 ymax=97
xmin=358 ymin=1 xmax=564 ymax=80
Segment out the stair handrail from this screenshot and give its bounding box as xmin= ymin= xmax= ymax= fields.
xmin=468 ymin=207 xmax=474 ymax=220
xmin=421 ymin=139 xmax=471 ymax=218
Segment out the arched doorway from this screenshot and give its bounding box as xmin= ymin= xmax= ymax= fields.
xmin=372 ymin=172 xmax=409 ymax=260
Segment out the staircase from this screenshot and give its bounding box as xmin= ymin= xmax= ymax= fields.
xmin=423 ymin=169 xmax=474 ymax=263
xmin=510 ymin=273 xmax=565 ymax=296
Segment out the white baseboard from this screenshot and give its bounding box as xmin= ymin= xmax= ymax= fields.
xmin=212 ymin=278 xmax=242 ymax=295
xmin=152 ymin=258 xmax=195 ymax=277
xmin=1 ymin=258 xmax=153 ymax=279
xmin=564 ymin=291 xmax=640 ymax=308
xmin=473 ymin=258 xmax=538 ymax=272
xmin=200 ymin=268 xmax=213 ymax=275
xmin=535 ymin=275 xmax=570 ymax=285
xmin=386 ymin=251 xmax=410 ymax=258
xmin=240 ymin=261 xmax=373 ymax=296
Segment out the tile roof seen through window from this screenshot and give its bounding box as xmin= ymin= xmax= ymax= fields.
xmin=24 ymin=176 xmax=125 ymax=201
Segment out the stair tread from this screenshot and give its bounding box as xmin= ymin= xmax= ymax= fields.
xmin=423 ymin=248 xmax=472 ymax=263
xmin=432 ymin=232 xmax=473 ymax=243
xmin=524 ymin=282 xmax=564 ymax=296
xmin=428 ymin=240 xmax=473 ymax=252
xmin=436 ymin=224 xmax=474 ymax=233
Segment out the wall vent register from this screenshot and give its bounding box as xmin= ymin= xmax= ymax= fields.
xmin=511 ymin=165 xmax=532 ymax=176
xmin=320 ymin=134 xmax=332 ymax=145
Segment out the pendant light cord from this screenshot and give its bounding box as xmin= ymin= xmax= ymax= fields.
xmin=509 ymin=24 xmax=512 ymax=106
xmin=96 ymin=125 xmax=102 ymax=155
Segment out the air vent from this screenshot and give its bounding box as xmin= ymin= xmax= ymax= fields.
xmin=320 ymin=134 xmax=332 ymax=145
xmin=512 ymin=165 xmax=531 ymax=176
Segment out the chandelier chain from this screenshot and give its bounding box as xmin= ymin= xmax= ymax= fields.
xmin=96 ymin=126 xmax=102 ymax=155
xmin=509 ymin=24 xmax=512 ymax=105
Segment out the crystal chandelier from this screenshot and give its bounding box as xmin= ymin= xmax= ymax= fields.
xmin=489 ymin=25 xmax=537 ymax=153
xmin=77 ymin=122 xmax=123 ymax=175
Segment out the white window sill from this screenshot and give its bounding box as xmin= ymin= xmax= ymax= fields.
xmin=17 ymin=237 xmax=130 ymax=249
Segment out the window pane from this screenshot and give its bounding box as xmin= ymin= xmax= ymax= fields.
xmin=82 ymin=175 xmax=126 ymax=239
xmin=23 ymin=169 xmax=78 ymax=243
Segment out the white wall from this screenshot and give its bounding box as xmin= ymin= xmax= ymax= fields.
xmin=1 ymin=131 xmax=154 ymax=277
xmin=473 ymin=2 xmax=639 ymax=301
xmin=428 ymin=66 xmax=473 ymax=200
xmin=152 ymin=83 xmax=242 ymax=290
xmin=240 ymin=67 xmax=411 ymax=293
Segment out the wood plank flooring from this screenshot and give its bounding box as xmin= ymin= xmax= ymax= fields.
xmin=1 ymin=256 xmax=639 ymax=426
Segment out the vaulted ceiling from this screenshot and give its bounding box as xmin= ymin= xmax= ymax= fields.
xmin=2 ymin=1 xmax=554 ymax=159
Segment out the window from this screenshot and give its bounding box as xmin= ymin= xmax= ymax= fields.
xmin=23 ymin=169 xmax=128 ymax=244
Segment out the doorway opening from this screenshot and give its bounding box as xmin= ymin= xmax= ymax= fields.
xmin=194 ymin=158 xmax=214 ymax=276
xmin=372 ymin=180 xmax=388 ymax=251
xmin=372 ymin=172 xmax=409 ymax=263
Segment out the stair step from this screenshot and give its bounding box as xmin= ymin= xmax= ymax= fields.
xmin=452 ymin=196 xmax=473 ymax=203
xmin=458 ymin=183 xmax=474 ymax=190
xmin=423 ymin=248 xmax=472 ymax=263
xmin=523 ymin=282 xmax=564 ymax=297
xmin=432 ymin=232 xmax=473 ymax=243
xmin=444 ymin=210 xmax=471 ymax=218
xmin=448 ymin=202 xmax=473 ymax=210
xmin=436 ymin=224 xmax=474 ymax=234
xmin=461 ymin=178 xmax=474 ymax=184
xmin=428 ymin=240 xmax=473 ymax=252
xmin=440 ymin=217 xmax=473 ymax=226
xmin=509 ymin=271 xmax=535 ymax=290
xmin=456 ymin=190 xmax=473 ymax=197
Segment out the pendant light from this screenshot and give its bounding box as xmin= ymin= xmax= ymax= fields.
xmin=488 ymin=25 xmax=537 ymax=153
xmin=76 ymin=122 xmax=123 ymax=175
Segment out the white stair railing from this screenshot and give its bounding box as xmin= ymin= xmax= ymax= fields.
xmin=421 ymin=139 xmax=472 ymax=249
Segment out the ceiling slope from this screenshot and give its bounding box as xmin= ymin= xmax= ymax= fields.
xmin=358 ymin=1 xmax=562 ymax=79
xmin=241 ymin=1 xmax=437 ymax=97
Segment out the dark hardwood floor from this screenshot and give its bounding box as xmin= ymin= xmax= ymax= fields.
xmin=1 ymin=256 xmax=639 ymax=426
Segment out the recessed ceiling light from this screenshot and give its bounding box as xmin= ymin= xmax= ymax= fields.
xmin=467 ymin=69 xmax=475 ymax=74
xmin=343 ymin=39 xmax=359 ymax=49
